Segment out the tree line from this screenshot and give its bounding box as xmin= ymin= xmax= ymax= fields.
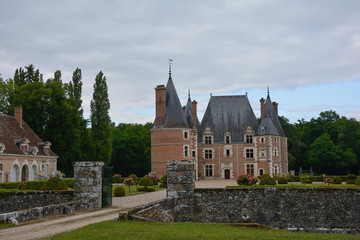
xmin=0 ymin=64 xmax=112 ymax=176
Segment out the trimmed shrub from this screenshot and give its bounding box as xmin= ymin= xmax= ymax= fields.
xmin=160 ymin=175 xmax=167 ymax=188
xmin=355 ymin=177 xmax=360 ymax=186
xmin=324 ymin=177 xmax=334 ymax=185
xmin=112 ymin=174 xmax=124 ymax=183
xmin=41 ymin=177 xmax=67 ymax=190
xmin=138 ymin=187 xmax=155 ymax=192
xmin=260 ymin=174 xmax=271 ymax=181
xmin=310 ymin=176 xmax=324 ymax=182
xmin=0 ymin=182 xmax=20 ymax=189
xmin=139 ymin=175 xmax=153 ymax=189
xmin=288 ymin=176 xmax=300 ymax=182
xmin=17 ymin=181 xmax=27 ymax=190
xmin=332 ymin=176 xmax=342 ymax=184
xmin=346 ymin=174 xmax=357 ymax=184
xmin=128 ymin=174 xmax=139 ymax=183
xmin=277 ymin=177 xmax=288 ymax=184
xmin=24 ymin=181 xmax=47 ymax=190
xmin=63 ymin=179 xmax=74 ymax=188
xmin=259 ymin=176 xmax=276 ymax=185
xmin=300 ymin=174 xmax=312 ymax=184
xmin=114 ymin=187 xmax=126 ymax=197
xmin=236 ymin=174 xmax=258 ymax=186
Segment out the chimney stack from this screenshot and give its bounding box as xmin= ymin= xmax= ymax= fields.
xmin=192 ymin=100 xmax=197 ymax=127
xmin=273 ymin=102 xmax=278 ymax=116
xmin=154 ymin=85 xmax=167 ymax=127
xmin=14 ymin=107 xmax=23 ymax=128
xmin=260 ymin=98 xmax=265 ymax=120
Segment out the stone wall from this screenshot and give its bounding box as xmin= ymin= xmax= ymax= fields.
xmin=0 ymin=191 xmax=73 ymax=214
xmin=74 ymin=161 xmax=104 ymax=209
xmin=167 ymin=160 xmax=195 ymax=222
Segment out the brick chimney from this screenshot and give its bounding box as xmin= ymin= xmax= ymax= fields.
xmin=260 ymin=98 xmax=265 ymax=120
xmin=273 ymin=102 xmax=278 ymax=116
xmin=14 ymin=107 xmax=23 ymax=128
xmin=192 ymin=100 xmax=197 ymax=126
xmin=154 ymin=85 xmax=166 ymax=127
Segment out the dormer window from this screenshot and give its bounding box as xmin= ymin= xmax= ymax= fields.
xmin=0 ymin=143 xmax=5 ymax=153
xmin=261 ymin=127 xmax=265 ymax=133
xmin=204 ymin=136 xmax=213 ymax=144
xmin=246 ymin=135 xmax=253 ymax=144
xmin=224 ymin=132 xmax=231 ymax=144
xmin=245 ymin=126 xmax=254 ymax=144
xmin=204 ymin=127 xmax=213 ymax=144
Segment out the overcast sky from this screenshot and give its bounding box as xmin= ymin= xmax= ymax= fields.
xmin=1 ymin=0 xmax=359 ymax=124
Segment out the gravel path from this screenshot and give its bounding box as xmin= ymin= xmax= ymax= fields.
xmin=0 ymin=189 xmax=166 ymax=240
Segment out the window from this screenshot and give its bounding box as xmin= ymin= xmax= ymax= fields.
xmin=184 ymin=146 xmax=189 ymax=157
xmin=184 ymin=131 xmax=189 ymax=139
xmin=192 ymin=150 xmax=196 ymax=158
xmin=274 ymin=148 xmax=278 ymax=157
xmin=205 ymin=165 xmax=214 ymax=177
xmin=205 ymin=136 xmax=212 ymax=144
xmin=246 ymin=164 xmax=254 ymax=176
xmin=0 ymin=163 xmax=3 ymax=171
xmin=226 ymin=149 xmax=230 ymax=156
xmin=205 ymin=149 xmax=213 ymax=159
xmin=261 ymin=137 xmax=265 ymax=143
xmin=0 ymin=143 xmax=4 ymax=153
xmin=246 ymin=149 xmax=254 ymax=158
xmin=259 ymin=169 xmax=264 ymax=176
xmin=274 ymin=138 xmax=277 ymax=143
xmin=261 ymin=127 xmax=265 ymax=133
xmin=274 ymin=165 xmax=279 ymax=174
xmin=225 ymin=133 xmax=231 ymax=144
xmin=246 ymin=135 xmax=253 ymax=143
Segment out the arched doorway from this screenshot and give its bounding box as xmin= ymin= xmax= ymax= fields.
xmin=21 ymin=165 xmax=29 ymax=181
xmin=259 ymin=169 xmax=264 ymax=176
xmin=30 ymin=165 xmax=37 ymax=181
xmin=10 ymin=165 xmax=20 ymax=182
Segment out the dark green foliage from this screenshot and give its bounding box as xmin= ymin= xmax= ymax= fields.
xmin=139 ymin=175 xmax=153 ymax=188
xmin=300 ymin=175 xmax=312 ymax=184
xmin=260 ymin=174 xmax=271 ymax=181
xmin=310 ymin=176 xmax=324 ymax=182
xmin=277 ymin=177 xmax=288 ymax=184
xmin=111 ymin=123 xmax=152 ymax=177
xmin=355 ymin=177 xmax=360 ymax=186
xmin=17 ymin=182 xmax=26 ymax=190
xmin=160 ymin=175 xmax=167 ymax=185
xmin=128 ymin=174 xmax=139 ymax=183
xmin=288 ymin=176 xmax=301 ymax=182
xmin=259 ymin=176 xmax=276 ymax=185
xmin=0 ymin=182 xmax=20 ymax=189
xmin=332 ymin=176 xmax=342 ymax=184
xmin=63 ymin=179 xmax=74 ymax=188
xmin=112 ymin=174 xmax=124 ymax=183
xmin=41 ymin=177 xmax=67 ymax=190
xmin=114 ymin=187 xmax=126 ymax=197
xmin=346 ymin=174 xmax=357 ymax=184
xmin=90 ymin=71 xmax=112 ymax=164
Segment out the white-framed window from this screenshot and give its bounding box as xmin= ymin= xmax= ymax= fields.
xmin=183 ymin=130 xmax=189 ymax=140
xmin=205 ymin=164 xmax=214 ymax=177
xmin=224 ymin=132 xmax=231 ymax=144
xmin=274 ymin=138 xmax=278 ymax=144
xmin=261 ymin=137 xmax=265 ymax=143
xmin=246 ymin=135 xmax=253 ymax=144
xmin=0 ymin=143 xmax=5 ymax=153
xmin=246 ymin=164 xmax=254 ymax=176
xmin=226 ymin=149 xmax=230 ymax=156
xmin=274 ymin=165 xmax=279 ymax=174
xmin=192 ymin=150 xmax=196 ymax=158
xmin=274 ymin=148 xmax=278 ymax=157
xmin=204 ymin=149 xmax=213 ymax=159
xmin=0 ymin=163 xmax=3 ymax=172
xmin=184 ymin=145 xmax=189 ymax=158
xmin=204 ymin=136 xmax=213 ymax=144
xmin=246 ymin=149 xmax=254 ymax=158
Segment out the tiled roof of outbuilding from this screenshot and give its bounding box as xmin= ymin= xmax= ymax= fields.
xmin=199 ymin=95 xmax=259 ymax=143
xmin=0 ymin=113 xmax=57 ymax=156
xmin=162 ymin=75 xmax=190 ymax=128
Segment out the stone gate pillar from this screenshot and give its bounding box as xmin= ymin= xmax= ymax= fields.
xmin=167 ymin=160 xmax=195 ymax=222
xmin=74 ymin=161 xmax=104 ymax=209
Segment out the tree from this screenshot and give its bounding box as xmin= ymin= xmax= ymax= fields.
xmin=68 ymin=68 xmax=83 ymax=117
xmin=90 ymin=71 xmax=112 ymax=164
xmin=0 ymin=76 xmax=15 ymax=114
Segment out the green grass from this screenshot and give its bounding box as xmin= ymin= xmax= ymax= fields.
xmin=0 ymin=222 xmax=16 ymax=229
xmin=47 ymin=221 xmax=360 ymax=240
xmin=112 ymin=184 xmax=164 ymax=197
xmin=227 ymin=184 xmax=360 ymax=188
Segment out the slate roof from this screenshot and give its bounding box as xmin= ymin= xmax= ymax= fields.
xmin=199 ymin=95 xmax=259 ymax=143
xmin=256 ymin=116 xmax=280 ymax=136
xmin=259 ymin=94 xmax=285 ymax=137
xmin=162 ymin=75 xmax=190 ymax=128
xmin=0 ymin=112 xmax=57 ymax=156
xmin=184 ymin=97 xmax=195 ymax=128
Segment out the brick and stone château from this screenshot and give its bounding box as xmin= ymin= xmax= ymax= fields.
xmin=151 ymin=68 xmax=288 ymax=179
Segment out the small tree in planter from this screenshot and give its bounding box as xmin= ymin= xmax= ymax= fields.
xmin=123 ymin=177 xmax=136 ymax=194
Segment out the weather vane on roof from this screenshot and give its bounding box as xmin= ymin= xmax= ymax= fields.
xmin=168 ymin=59 xmax=173 ymax=74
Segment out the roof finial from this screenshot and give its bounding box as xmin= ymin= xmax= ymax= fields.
xmin=188 ymin=89 xmax=191 ymax=99
xmin=267 ymin=86 xmax=270 ymax=96
xmin=168 ymin=59 xmax=173 ymax=75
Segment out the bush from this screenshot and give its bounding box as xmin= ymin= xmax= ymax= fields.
xmin=17 ymin=182 xmax=27 ymax=190
xmin=277 ymin=177 xmax=288 ymax=184
xmin=114 ymin=187 xmax=126 ymax=197
xmin=160 ymin=175 xmax=167 ymax=188
xmin=128 ymin=174 xmax=139 ymax=183
xmin=260 ymin=174 xmax=271 ymax=181
xmin=300 ymin=174 xmax=312 ymax=184
xmin=41 ymin=177 xmax=67 ymax=190
xmin=139 ymin=175 xmax=153 ymax=189
xmin=236 ymin=174 xmax=258 ymax=186
xmin=259 ymin=176 xmax=276 ymax=185
xmin=332 ymin=176 xmax=342 ymax=184
xmin=346 ymin=174 xmax=357 ymax=184
xmin=310 ymin=176 xmax=324 ymax=182
xmin=288 ymin=176 xmax=300 ymax=182
xmin=355 ymin=177 xmax=360 ymax=186
xmin=324 ymin=177 xmax=334 ymax=185
xmin=0 ymin=182 xmax=20 ymax=189
xmin=63 ymin=179 xmax=74 ymax=188
xmin=112 ymin=174 xmax=124 ymax=183
xmin=24 ymin=181 xmax=47 ymax=190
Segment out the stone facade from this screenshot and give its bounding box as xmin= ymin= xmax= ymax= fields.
xmin=74 ymin=161 xmax=104 ymax=209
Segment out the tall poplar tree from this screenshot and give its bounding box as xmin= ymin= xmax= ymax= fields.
xmin=90 ymin=71 xmax=112 ymax=164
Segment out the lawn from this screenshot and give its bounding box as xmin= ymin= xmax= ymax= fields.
xmin=112 ymin=184 xmax=164 ymax=196
xmin=47 ymin=221 xmax=360 ymax=240
xmin=227 ymin=184 xmax=360 ymax=188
